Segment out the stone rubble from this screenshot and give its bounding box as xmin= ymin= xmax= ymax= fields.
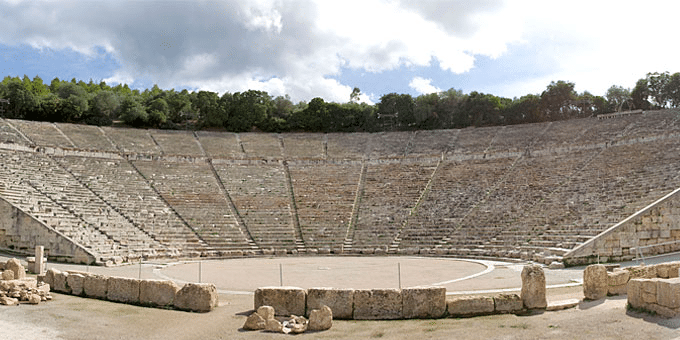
xmin=242 ymin=305 xmax=333 ymax=334
xmin=0 ymin=258 xmax=52 ymax=306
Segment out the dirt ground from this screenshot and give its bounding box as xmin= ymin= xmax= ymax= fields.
xmin=2 ymin=255 xmax=680 ymax=339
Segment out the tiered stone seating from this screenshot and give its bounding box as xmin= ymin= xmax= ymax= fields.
xmin=133 ymin=160 xmax=253 ymax=250
xmin=213 ymin=163 xmax=297 ymax=250
xmin=326 ymin=132 xmax=369 ymax=159
xmin=56 ymin=123 xmax=117 ymax=152
xmin=0 ymin=118 xmax=30 ymax=145
xmin=0 ymin=150 xmax=161 ymax=260
xmin=288 ymin=163 xmax=361 ymax=250
xmin=239 ymin=133 xmax=281 ymax=158
xmin=572 ymin=115 xmax=636 ymax=145
xmin=353 ymin=162 xmax=435 ymax=250
xmin=57 ymin=155 xmax=207 ymax=252
xmin=281 ymin=133 xmax=324 ymax=159
xmin=450 ymin=125 xmax=500 ymax=156
xmin=367 ymin=131 xmax=413 ymax=158
xmin=410 ymin=129 xmax=458 ymax=156
xmin=532 ymin=118 xmax=591 ymax=150
xmin=101 ymin=126 xmax=161 ymax=154
xmin=487 ymin=122 xmax=547 ymax=154
xmin=195 ymin=131 xmax=243 ymax=159
xmin=624 ymin=110 xmax=680 ymax=139
xmin=150 ymin=130 xmax=204 ymax=156
xmin=400 ymin=157 xmax=516 ymax=249
xmin=9 ymin=119 xmax=73 ymax=148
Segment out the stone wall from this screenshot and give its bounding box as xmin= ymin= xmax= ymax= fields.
xmin=582 ymin=262 xmax=680 ymax=300
xmin=0 ymin=197 xmax=96 ymax=264
xmin=628 ymin=277 xmax=680 ymax=317
xmin=564 ymin=187 xmax=680 ymax=266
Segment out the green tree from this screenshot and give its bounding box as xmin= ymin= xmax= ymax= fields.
xmin=227 ymin=90 xmax=272 ymax=132
xmin=350 ymin=87 xmax=361 ymax=103
xmin=119 ymin=96 xmax=148 ymax=127
xmin=631 ymin=78 xmax=651 ymax=110
xmin=194 ymin=91 xmax=225 ymax=128
xmin=605 ymin=85 xmax=631 ymax=112
xmin=646 ymin=72 xmax=670 ymax=108
xmin=377 ymin=93 xmax=415 ymax=130
xmin=540 ymin=81 xmax=577 ymax=121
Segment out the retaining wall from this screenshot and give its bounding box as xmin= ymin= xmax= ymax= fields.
xmin=628 ymin=277 xmax=680 ymax=317
xmin=0 ymin=197 xmax=96 ymax=264
xmin=564 ymin=187 xmax=680 ymax=266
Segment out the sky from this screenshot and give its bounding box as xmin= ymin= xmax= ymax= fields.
xmin=1 ymin=0 xmax=680 ymax=104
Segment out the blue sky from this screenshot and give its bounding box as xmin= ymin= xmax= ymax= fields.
xmin=2 ymin=0 xmax=679 ymax=104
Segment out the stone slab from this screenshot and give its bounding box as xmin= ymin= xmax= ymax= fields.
xmin=174 ymin=283 xmax=218 ymax=312
xmin=583 ymin=264 xmax=607 ymax=300
xmin=83 ymin=274 xmax=108 ymax=299
xmin=546 ymin=299 xmax=580 ymax=311
xmin=402 ymin=286 xmax=446 ymax=319
xmin=447 ymin=296 xmax=495 ymax=317
xmin=139 ymin=279 xmax=179 ymax=307
xmin=107 ymin=276 xmax=140 ymax=304
xmin=66 ymin=273 xmax=85 ymax=296
xmin=657 ymin=278 xmax=680 ymax=309
xmin=493 ymin=293 xmax=523 ymax=314
xmin=306 ymin=288 xmax=353 ymax=319
xmin=353 ymin=289 xmax=402 ymax=320
xmin=254 ymin=287 xmax=306 ymax=316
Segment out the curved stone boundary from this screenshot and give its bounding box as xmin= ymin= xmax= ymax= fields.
xmin=628 ymin=278 xmax=680 ymax=317
xmin=582 ymin=262 xmax=680 ymax=300
xmin=41 ymin=268 xmax=218 ymax=312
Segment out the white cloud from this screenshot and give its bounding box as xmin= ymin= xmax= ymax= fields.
xmin=409 ymin=77 xmax=441 ymax=95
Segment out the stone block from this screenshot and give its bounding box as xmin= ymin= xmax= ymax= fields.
xmin=83 ymin=274 xmax=108 ymax=299
xmin=257 ymin=306 xmax=275 ymax=320
xmin=402 ymin=286 xmax=446 ymax=319
xmin=254 ymin=287 xmax=306 ymax=316
xmin=493 ymin=293 xmax=523 ymax=314
xmin=627 ymin=279 xmax=643 ymax=308
xmin=642 ymin=279 xmax=659 ymax=304
xmin=5 ymin=258 xmax=25 ymax=280
xmin=44 ymin=268 xmax=59 ymax=287
xmin=521 ymin=264 xmax=547 ymax=309
xmin=174 ymin=283 xmax=218 ymax=312
xmin=308 ymin=305 xmax=333 ymax=331
xmin=655 ymin=263 xmax=671 ymax=278
xmin=53 ymin=271 xmax=71 ymax=294
xmin=447 ymin=296 xmax=494 ymax=317
xmin=627 ymin=265 xmax=656 ymax=279
xmin=107 ymin=276 xmax=140 ymax=304
xmin=243 ymin=312 xmax=266 ymax=330
xmin=139 ymin=279 xmax=180 ymax=307
xmin=546 ymin=299 xmax=580 ymax=311
xmin=657 ymin=278 xmax=680 ymax=309
xmin=66 ymin=273 xmax=85 ymax=296
xmin=583 ymin=264 xmax=607 ymax=300
xmin=2 ymin=270 xmax=14 ymax=281
xmin=647 ymin=303 xmax=680 ymax=318
xmin=607 ymin=269 xmax=630 ymax=296
xmin=306 ymin=288 xmax=354 ymax=319
xmin=353 ymin=289 xmax=402 ymax=320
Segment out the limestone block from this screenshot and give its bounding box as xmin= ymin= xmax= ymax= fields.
xmin=174 ymin=283 xmax=218 ymax=312
xmin=494 ymin=293 xmax=523 ymax=314
xmin=607 ymin=269 xmax=630 ymax=296
xmin=107 ymin=277 xmax=140 ymax=304
xmin=647 ymin=303 xmax=680 ymax=318
xmin=306 ymin=288 xmax=354 ymax=319
xmin=583 ymin=264 xmax=607 ymax=300
xmin=0 ymin=296 xmax=18 ymax=306
xmin=83 ymin=274 xmax=108 ymax=299
xmin=243 ymin=312 xmax=266 ymax=330
xmin=2 ymin=270 xmax=14 ymax=281
xmin=447 ymin=296 xmax=494 ymax=317
xmin=521 ymin=264 xmax=547 ymax=309
xmin=657 ymin=278 xmax=680 ymax=309
xmin=668 ymin=262 xmax=680 ymax=278
xmin=308 ymin=305 xmax=333 ymax=331
xmin=265 ymin=318 xmax=283 ymax=333
xmin=627 ymin=265 xmax=656 ymax=279
xmin=139 ymin=279 xmax=180 ymax=307
xmin=53 ymin=271 xmax=71 ymax=294
xmin=655 ymin=263 xmax=671 ymax=278
xmin=257 ymin=306 xmax=275 ymax=320
xmin=642 ymin=279 xmax=659 ymax=304
xmin=28 ymin=294 xmax=41 ymax=304
xmin=66 ymin=273 xmax=85 ymax=296
xmin=627 ymin=279 xmax=643 ymax=308
xmin=44 ymin=268 xmax=59 ymax=287
xmin=353 ymin=289 xmax=402 ymax=320
xmin=402 ymin=286 xmax=446 ymax=319
xmin=254 ymin=287 xmax=306 ymax=316
xmin=5 ymin=258 xmax=25 ymax=280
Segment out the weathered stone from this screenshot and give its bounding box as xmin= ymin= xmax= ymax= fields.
xmin=283 ymin=315 xmax=308 ymax=334
xmin=546 ymin=299 xmax=579 ymax=311
xmin=493 ymin=293 xmax=523 ymax=314
xmin=254 ymin=287 xmax=306 ymax=316
xmin=657 ymin=278 xmax=680 ymax=309
xmin=521 ymin=264 xmax=547 ymax=309
xmin=83 ymin=274 xmax=108 ymax=299
xmin=402 ymin=286 xmax=446 ymax=319
xmin=627 ymin=279 xmax=644 ymax=308
xmin=647 ymin=302 xmax=680 ymax=318
xmin=5 ymin=258 xmax=25 ymax=280
xmin=257 ymin=305 xmax=275 ymax=320
xmin=447 ymin=296 xmax=495 ymax=317
xmin=607 ymin=269 xmax=630 ymax=296
xmin=107 ymin=277 xmax=140 ymax=304
xmin=139 ymin=279 xmax=179 ymax=307
xmin=306 ymin=288 xmax=353 ymax=319
xmin=66 ymin=273 xmax=85 ymax=296
xmin=308 ymin=305 xmax=333 ymax=331
xmin=174 ymin=283 xmax=218 ymax=312
xmin=627 ymin=265 xmax=656 ymax=279
xmin=44 ymin=268 xmax=59 ymax=287
xmin=548 ymin=261 xmax=565 ymax=269
xmin=583 ymin=264 xmax=607 ymax=300
xmin=2 ymin=270 xmax=14 ymax=281
xmin=53 ymin=271 xmax=71 ymax=294
xmin=655 ymin=263 xmax=671 ymax=278
xmin=642 ymin=279 xmax=659 ymax=304
xmin=243 ymin=312 xmax=266 ymax=330
xmin=28 ymin=293 xmax=41 ymax=305
xmin=264 ymin=318 xmax=283 ymax=333
xmin=353 ymin=289 xmax=402 ymax=320
xmin=0 ymin=296 xmax=18 ymax=306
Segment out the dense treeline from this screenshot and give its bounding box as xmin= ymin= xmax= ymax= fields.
xmin=0 ymin=72 xmax=674 ymax=132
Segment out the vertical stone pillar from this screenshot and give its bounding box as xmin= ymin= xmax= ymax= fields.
xmin=35 ymin=246 xmax=45 ymax=275
xmin=521 ymin=264 xmax=547 ymax=309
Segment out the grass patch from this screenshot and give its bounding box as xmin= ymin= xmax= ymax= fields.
xmin=510 ymin=323 xmax=530 ymax=329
